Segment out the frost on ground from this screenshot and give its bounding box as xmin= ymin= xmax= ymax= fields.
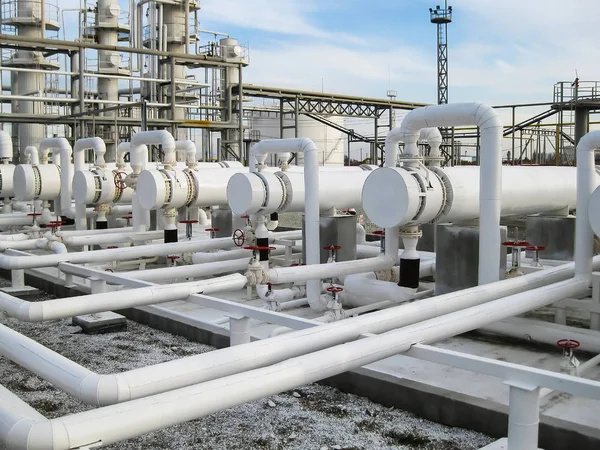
xmin=0 ymin=294 xmax=493 ymax=450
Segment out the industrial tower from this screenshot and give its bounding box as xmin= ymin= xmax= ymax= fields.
xmin=429 ymin=2 xmax=452 ymax=105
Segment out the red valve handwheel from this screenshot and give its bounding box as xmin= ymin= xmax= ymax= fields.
xmin=114 ymin=171 xmax=128 ymax=191
xmin=326 ymin=286 xmax=344 ymax=294
xmin=205 ymin=228 xmax=220 ymax=232
xmin=323 ymin=245 xmax=342 ymax=251
xmin=372 ymin=230 xmax=385 ymax=236
xmin=557 ymin=339 xmax=580 ymax=349
xmin=179 ymin=219 xmax=198 ymax=224
xmin=232 ymin=229 xmax=245 ymax=247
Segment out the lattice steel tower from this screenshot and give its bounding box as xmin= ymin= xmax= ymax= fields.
xmin=430 ymin=2 xmax=452 ymax=104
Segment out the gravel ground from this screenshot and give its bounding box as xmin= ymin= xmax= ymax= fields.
xmin=0 ymin=288 xmax=493 ymax=450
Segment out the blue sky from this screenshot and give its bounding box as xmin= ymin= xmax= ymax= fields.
xmin=198 ymin=0 xmax=596 ymax=110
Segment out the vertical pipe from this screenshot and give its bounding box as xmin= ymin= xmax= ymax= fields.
xmin=229 ymin=316 xmax=250 ymax=346
xmin=511 ymin=106 xmax=516 ymax=165
xmin=373 ymin=116 xmax=379 ymax=165
xmin=78 ymin=49 xmax=85 ymax=137
xmin=238 ymin=63 xmax=243 ymax=159
xmin=507 ymin=382 xmax=540 ymax=450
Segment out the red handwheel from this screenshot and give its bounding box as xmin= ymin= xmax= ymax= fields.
xmin=232 ymin=229 xmax=245 ymax=247
xmin=326 ymin=286 xmax=344 ymax=294
xmin=557 ymin=339 xmax=580 ymax=350
xmin=114 ymin=171 xmax=128 ymax=191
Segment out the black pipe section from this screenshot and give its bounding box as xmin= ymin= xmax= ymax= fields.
xmin=96 ymin=220 xmax=108 ymax=230
xmin=399 ymin=258 xmax=420 ymax=289
xmin=257 ymin=237 xmax=269 ymax=261
xmin=164 ymin=228 xmax=178 ymax=243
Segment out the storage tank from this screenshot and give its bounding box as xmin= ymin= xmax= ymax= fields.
xmin=249 ymin=114 xmax=346 ymax=166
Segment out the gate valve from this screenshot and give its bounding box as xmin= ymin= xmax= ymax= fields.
xmin=526 ymin=245 xmax=545 ymax=268
xmin=205 ymin=227 xmax=220 ymax=239
xmin=45 ymin=220 xmax=65 ymax=234
xmin=326 ymin=286 xmax=343 ymax=302
xmin=557 ymin=338 xmax=580 ymax=372
xmin=179 ymin=219 xmax=198 ymax=240
xmin=502 ymin=240 xmax=530 ymax=271
xmin=232 ymin=228 xmax=245 ymax=247
xmin=122 ymin=215 xmax=133 ymax=227
xmin=27 ymin=212 xmax=42 ymax=226
xmin=167 ymin=255 xmax=180 ymax=267
xmin=323 ymin=245 xmax=342 ymax=263
xmin=114 ymin=171 xmax=128 ymax=191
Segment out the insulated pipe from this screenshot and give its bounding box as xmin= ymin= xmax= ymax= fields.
xmin=117 ymin=142 xmax=130 ymax=168
xmin=130 ymin=130 xmax=176 ymax=172
xmin=381 ymin=103 xmax=503 ymax=283
xmin=420 ymin=127 xmax=443 ymax=166
xmin=575 ymin=130 xmax=600 ymax=283
xmin=237 ymin=138 xmax=323 ymax=310
xmin=117 ymin=257 xmax=252 ymax=282
xmin=0 ymin=274 xmax=247 ymax=322
xmin=56 ymin=230 xmax=168 ymax=247
xmin=1 ymin=257 xmax=597 ymax=411
xmin=0 ymin=231 xmax=302 ymax=270
xmin=191 ymin=246 xmax=286 ymax=264
xmin=174 ymin=140 xmax=197 ymax=166
xmin=23 ymin=146 xmax=38 ymax=165
xmin=0 ymin=278 xmax=588 ymax=448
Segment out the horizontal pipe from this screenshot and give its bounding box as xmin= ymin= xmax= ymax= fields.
xmin=0 ymin=274 xmax=247 ymax=322
xmin=0 ymin=231 xmax=302 ymax=270
xmin=2 ymin=257 xmax=597 ymax=413
xmin=2 ymin=277 xmax=587 ymax=448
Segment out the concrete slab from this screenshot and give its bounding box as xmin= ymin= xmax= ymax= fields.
xmin=0 ymin=285 xmax=40 ymax=298
xmin=72 ymin=311 xmax=128 ymax=334
xmin=480 ymin=437 xmax=542 ymax=449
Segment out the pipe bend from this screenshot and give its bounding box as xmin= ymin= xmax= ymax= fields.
xmin=79 ymin=373 xmax=128 ymax=406
xmin=6 ymin=418 xmax=70 ymax=450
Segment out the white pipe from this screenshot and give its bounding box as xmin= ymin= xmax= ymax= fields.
xmin=0 ymin=231 xmax=302 ymax=270
xmin=23 ymin=146 xmax=38 ymax=165
xmin=249 ymin=138 xmax=322 ymax=310
xmin=575 ymin=130 xmax=600 ymax=283
xmin=175 ymin=140 xmax=197 ymax=166
xmin=388 ymin=103 xmax=503 ymax=284
xmin=0 ymin=233 xmax=29 ymax=242
xmin=0 ymin=274 xmax=246 ymax=322
xmin=419 ymin=127 xmax=443 ymax=165
xmin=131 ymin=130 xmax=176 ymax=172
xmin=0 ymin=278 xmax=587 ymax=448
xmin=1 ymin=258 xmax=597 ymax=414
xmin=58 ymin=230 xmax=166 ymax=247
xmin=191 ymin=246 xmax=285 ymax=264
xmin=256 ymin=283 xmax=303 ymax=303
xmin=117 ymin=142 xmax=130 ymax=168
xmin=117 ymin=258 xmax=251 ymax=282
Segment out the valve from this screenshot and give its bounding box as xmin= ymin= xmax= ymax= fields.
xmin=244 ymin=245 xmax=275 ymax=259
xmin=526 ymin=245 xmax=545 ymax=268
xmin=166 ymin=254 xmax=180 ymax=267
xmin=179 ymin=219 xmax=198 ymax=240
xmin=324 ymin=286 xmax=345 ymax=321
xmin=114 ymin=171 xmax=128 ymax=191
xmin=121 ymin=215 xmax=133 ymax=227
xmin=557 ymin=338 xmax=580 ymax=373
xmin=44 ymin=220 xmax=65 ymax=234
xmin=323 ymin=245 xmax=342 ymax=263
xmin=232 ymin=228 xmax=245 ymax=247
xmin=27 ymin=212 xmax=42 ymax=226
xmin=205 ymin=227 xmax=220 ymax=239
xmin=502 ymin=240 xmax=530 ymax=276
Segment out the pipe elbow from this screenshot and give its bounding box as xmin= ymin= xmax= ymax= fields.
xmin=6 ymin=419 xmax=70 ymax=450
xmin=79 ymin=373 xmax=128 ymax=406
xmin=578 ymin=130 xmax=600 ymax=154
xmin=299 ymin=137 xmax=317 ymax=154
xmin=0 ymin=130 xmax=13 ymax=160
xmin=474 ymin=103 xmax=502 ymax=130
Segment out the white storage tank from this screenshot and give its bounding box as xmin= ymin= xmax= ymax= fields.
xmin=249 ymin=114 xmax=346 ymax=166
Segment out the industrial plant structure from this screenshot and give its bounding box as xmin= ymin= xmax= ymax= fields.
xmin=0 ymin=2 xmax=599 ymax=450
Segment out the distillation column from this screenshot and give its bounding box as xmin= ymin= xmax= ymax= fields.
xmin=92 ymin=0 xmax=131 ymax=161
xmin=2 ymin=0 xmax=60 ymax=160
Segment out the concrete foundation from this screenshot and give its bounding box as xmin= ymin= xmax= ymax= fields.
xmin=526 ymin=216 xmax=575 ymax=261
xmin=72 ymin=312 xmax=128 ymax=335
xmin=211 ymin=209 xmax=233 ymax=238
xmin=0 ymin=285 xmax=39 ymax=298
xmin=435 ymin=224 xmax=507 ymax=295
xmin=302 ymin=214 xmax=357 ymax=263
